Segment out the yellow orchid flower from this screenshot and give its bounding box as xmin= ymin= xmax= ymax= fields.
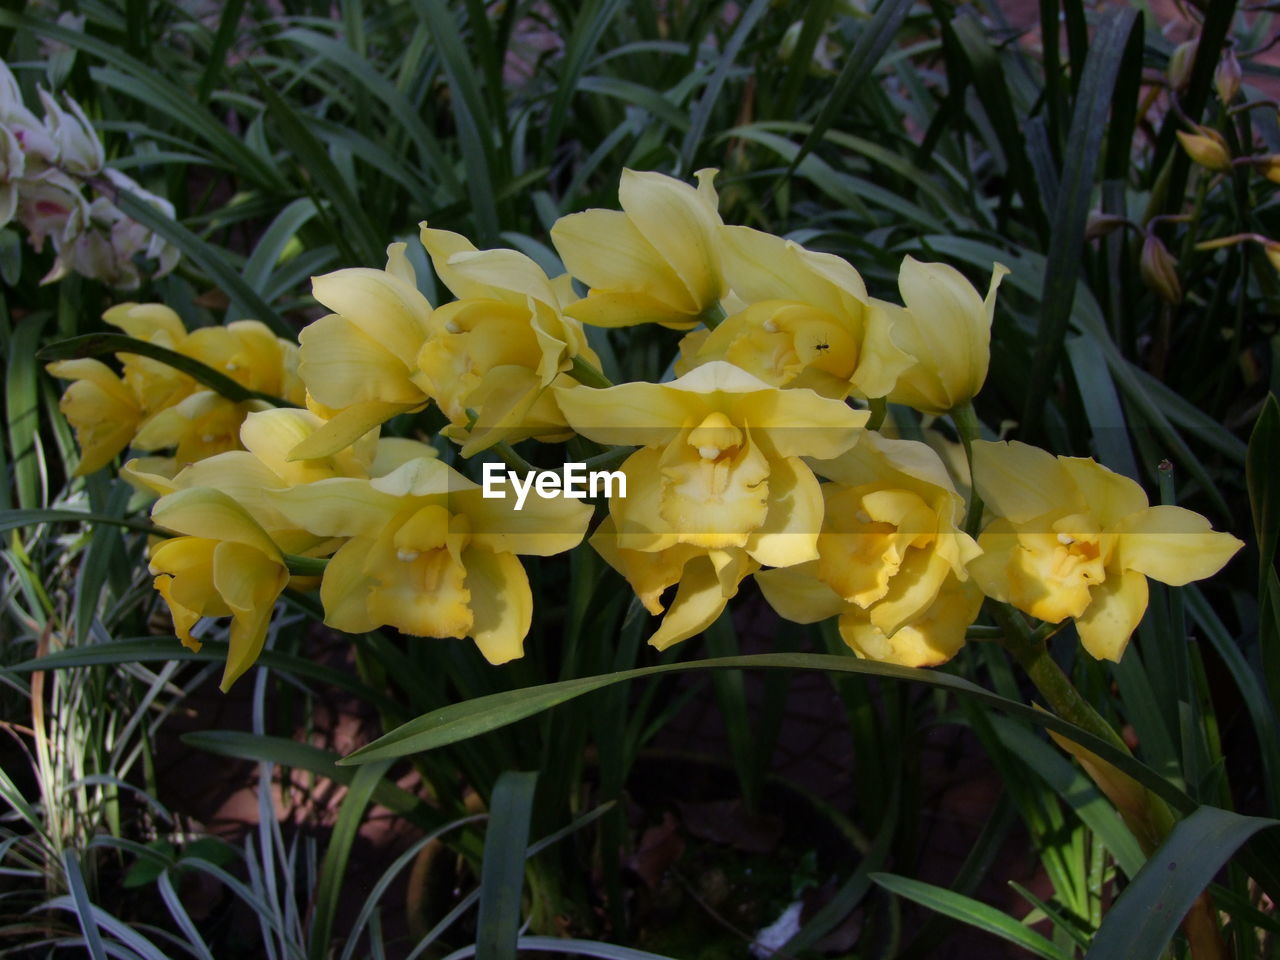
xmin=881 ymin=256 xmax=1009 ymax=415
xmin=270 ymin=455 xmax=591 ymax=664
xmin=129 ymin=407 xmax=389 ymax=553
xmin=756 ymin=432 xmax=983 ymax=666
xmin=45 ymin=358 xmax=143 ymax=475
xmin=679 ymin=226 xmax=913 ymax=400
xmin=557 ymin=361 xmax=867 ymax=647
xmin=132 ymin=390 xmax=267 ymax=468
xmin=968 ymin=441 xmax=1243 ymax=661
xmin=550 ymin=168 xmax=727 ymax=329
xmin=293 ymin=242 xmax=435 ymax=459
xmin=103 ymin=302 xmax=197 ymax=414
xmin=183 ymin=319 xmax=306 ymax=405
xmin=414 ymin=226 xmax=601 ymax=456
xmin=149 ymin=487 xmax=290 ymax=692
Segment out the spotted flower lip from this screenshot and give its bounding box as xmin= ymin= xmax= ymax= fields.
xmin=967 ymin=440 xmax=1244 ymax=661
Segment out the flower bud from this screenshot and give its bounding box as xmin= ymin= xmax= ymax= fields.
xmin=1256 ymin=155 xmax=1280 ymax=185
xmin=1085 ymin=210 xmax=1127 ymax=241
xmin=1168 ymin=39 xmax=1198 ymax=92
xmin=1140 ymin=233 xmax=1182 ymax=305
xmin=1215 ymin=47 xmax=1241 ymax=104
xmin=1265 ymin=242 xmax=1280 ymax=276
xmin=1176 ymin=126 xmax=1230 ymax=171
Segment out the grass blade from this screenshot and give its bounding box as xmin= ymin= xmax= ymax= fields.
xmin=1021 ymin=8 xmax=1139 ymax=435
xmin=338 ymin=652 xmax=1203 ymax=821
xmin=1084 ymin=807 xmax=1275 ymax=960
xmin=871 ymin=872 xmax=1073 ymax=960
xmin=309 ymin=760 xmax=391 ymax=960
xmin=785 ymin=0 xmax=914 ymax=177
xmin=476 ymin=770 xmax=538 ymax=960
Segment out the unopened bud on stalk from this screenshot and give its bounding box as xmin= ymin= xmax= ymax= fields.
xmin=1255 ymin=155 xmax=1280 ymax=185
xmin=1168 ymin=39 xmax=1198 ymax=92
xmin=1265 ymin=242 xmax=1280 ymax=276
xmin=1176 ymin=126 xmax=1231 ymax=171
xmin=1140 ymin=233 xmax=1182 ymax=305
xmin=1085 ymin=211 xmax=1128 ymax=241
xmin=1215 ymin=47 xmax=1242 ymax=104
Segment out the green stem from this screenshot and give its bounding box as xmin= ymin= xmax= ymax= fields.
xmin=491 ymin=441 xmax=536 ymax=475
xmin=866 ymin=397 xmax=887 ymax=432
xmin=989 ymin=602 xmax=1129 ymax=753
xmin=698 ymin=301 xmax=728 ymax=329
xmin=569 ymin=355 xmax=613 ymax=389
xmin=950 ymin=401 xmax=984 ymax=538
xmin=283 ymin=553 xmax=328 ymax=576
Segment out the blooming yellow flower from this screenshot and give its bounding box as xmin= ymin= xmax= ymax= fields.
xmin=677 ymin=227 xmax=913 ymax=400
xmin=102 ymin=302 xmax=196 ymax=414
xmin=550 ymin=168 xmax=726 ymax=329
xmin=129 ymin=407 xmax=389 ymax=552
xmin=557 ymin=361 xmax=867 ymax=647
xmin=881 ymin=257 xmax=1009 ymax=414
xmin=756 ymin=432 xmax=982 ymax=666
xmin=968 ymin=441 xmax=1243 ymax=661
xmin=149 ymin=487 xmax=290 ymax=691
xmin=45 ymin=358 xmax=143 ymax=475
xmin=293 ymin=243 xmax=434 ymax=459
xmin=270 ymin=455 xmax=591 ymax=663
xmin=414 ymin=226 xmax=600 ymax=456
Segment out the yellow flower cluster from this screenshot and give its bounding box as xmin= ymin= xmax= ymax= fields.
xmin=46 ymin=303 xmax=304 ymax=476
xmin=49 ymin=168 xmax=1244 ymax=689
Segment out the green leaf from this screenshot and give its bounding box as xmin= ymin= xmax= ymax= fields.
xmin=196 ymin=0 xmax=246 ymax=103
xmin=476 ymin=770 xmax=538 ymax=960
xmin=1084 ymin=806 xmax=1276 ymax=960
xmin=678 ymin=0 xmax=770 ymax=173
xmin=6 ymin=314 xmax=48 ymax=510
xmin=8 ymin=637 xmax=405 ymax=718
xmin=338 ymin=653 xmax=1199 ymax=821
xmin=278 ymin=27 xmax=461 ymax=199
xmin=542 ymin=0 xmax=627 ymax=165
xmin=310 ymin=760 xmax=391 ymax=960
xmin=1248 ymin=394 xmax=1279 ymax=579
xmin=62 ymin=851 xmax=109 ymax=960
xmin=39 ymin=333 xmax=296 ymax=408
xmin=871 ymin=872 xmax=1073 ymax=960
xmin=1022 ymin=7 xmax=1140 ymax=435
xmin=0 ymin=507 xmax=158 ymax=536
xmin=251 ymin=68 xmax=384 ymax=267
xmin=786 ymin=0 xmax=914 ymax=176
xmin=226 ymin=197 xmax=317 ymax=324
xmin=408 ymin=0 xmax=500 ymax=243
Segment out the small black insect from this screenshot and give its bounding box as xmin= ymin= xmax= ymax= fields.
xmin=814 ymin=342 xmax=830 ymax=351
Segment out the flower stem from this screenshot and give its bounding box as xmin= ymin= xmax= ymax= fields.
xmin=866 ymin=397 xmax=887 ymax=432
xmin=699 ymin=302 xmax=728 ymax=329
xmin=989 ymin=602 xmax=1129 ymax=753
xmin=950 ymin=401 xmax=984 ymax=538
